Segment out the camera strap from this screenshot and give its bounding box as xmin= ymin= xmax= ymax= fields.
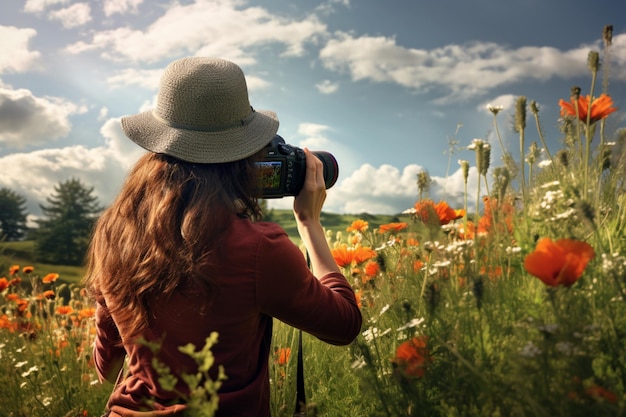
xmin=292 ymin=252 xmax=311 ymax=417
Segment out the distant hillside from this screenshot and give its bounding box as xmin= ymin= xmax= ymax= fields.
xmin=1 ymin=211 xmax=408 ymax=285
xmin=265 ymin=209 xmax=408 ymax=238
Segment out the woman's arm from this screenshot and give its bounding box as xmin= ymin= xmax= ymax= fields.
xmin=293 ymin=149 xmax=340 ymax=278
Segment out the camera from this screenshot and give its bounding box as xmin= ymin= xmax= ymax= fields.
xmin=257 ymin=135 xmax=339 ymax=198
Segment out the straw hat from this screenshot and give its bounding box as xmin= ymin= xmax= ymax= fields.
xmin=121 ymin=57 xmax=279 ymax=163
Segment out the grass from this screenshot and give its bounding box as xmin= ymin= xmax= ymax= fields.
xmin=0 ymin=240 xmax=85 ymax=285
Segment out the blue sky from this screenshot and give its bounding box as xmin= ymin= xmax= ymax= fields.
xmin=1 ymin=0 xmax=625 ymax=219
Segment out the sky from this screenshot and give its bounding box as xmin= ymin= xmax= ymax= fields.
xmin=1 ymin=0 xmax=625 ymax=221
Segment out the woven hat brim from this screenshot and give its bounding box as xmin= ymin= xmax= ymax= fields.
xmin=121 ymin=109 xmax=279 ymax=163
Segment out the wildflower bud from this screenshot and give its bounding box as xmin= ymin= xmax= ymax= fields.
xmin=487 ymin=104 xmax=503 ymax=116
xmin=556 ymin=149 xmax=569 ymax=168
xmin=459 ymin=159 xmax=470 ymax=183
xmin=515 ymin=96 xmax=527 ymax=132
xmin=587 ymin=51 xmax=600 ymax=73
xmin=480 ymin=145 xmax=491 ymax=176
xmin=526 ymin=142 xmax=539 ymax=165
xmin=603 ymin=25 xmax=613 ymax=47
xmin=571 ymin=86 xmax=581 ymax=100
xmin=530 ymin=100 xmax=540 ymax=115
xmin=417 ymin=171 xmax=431 ymax=196
xmin=494 ymin=167 xmax=511 ymax=200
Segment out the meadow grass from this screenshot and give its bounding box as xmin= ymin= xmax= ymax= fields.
xmin=2 ymin=41 xmax=626 ymax=416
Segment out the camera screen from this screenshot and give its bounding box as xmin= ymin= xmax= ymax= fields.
xmin=257 ymin=161 xmax=282 ymax=190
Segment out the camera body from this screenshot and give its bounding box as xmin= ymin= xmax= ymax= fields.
xmin=257 ymin=135 xmax=338 ymax=198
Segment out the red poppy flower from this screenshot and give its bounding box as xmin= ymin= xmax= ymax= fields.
xmin=392 ymin=336 xmax=429 ymax=378
xmin=559 ymin=93 xmax=617 ymax=124
xmin=378 ymin=222 xmax=408 ymax=234
xmin=524 ymin=238 xmax=595 ymax=287
xmin=346 ymin=219 xmax=369 ymax=233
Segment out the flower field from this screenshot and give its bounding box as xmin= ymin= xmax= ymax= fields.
xmin=2 ymin=43 xmax=626 ymax=416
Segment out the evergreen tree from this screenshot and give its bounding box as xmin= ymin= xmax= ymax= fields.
xmin=33 ymin=178 xmax=103 ymax=265
xmin=0 ymin=188 xmax=29 ymax=241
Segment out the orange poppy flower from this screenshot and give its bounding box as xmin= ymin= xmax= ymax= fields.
xmin=378 ymin=222 xmax=408 ymax=234
xmin=9 ymin=265 xmax=19 ymax=276
xmin=42 ymin=273 xmax=59 ymax=284
xmin=331 ymin=245 xmax=377 ymax=267
xmin=353 ymin=246 xmax=377 ymax=264
xmin=434 ymin=201 xmax=464 ymax=225
xmin=43 ymin=290 xmax=56 ymax=299
xmin=6 ymin=293 xmax=19 ymax=301
xmin=392 ymin=336 xmax=429 ymax=378
xmin=274 ymin=347 xmax=291 ymax=366
xmin=524 ymin=238 xmax=595 ymax=287
xmin=56 ymin=305 xmax=74 ymax=315
xmin=0 ymin=277 xmax=9 ymax=292
xmin=559 ymin=93 xmax=617 ymax=124
xmin=79 ymin=307 xmax=96 ymax=320
xmin=414 ymin=200 xmax=464 ymax=225
xmin=22 ymin=266 xmax=34 ymax=274
xmin=0 ymin=314 xmax=17 ymax=332
xmin=413 ymin=260 xmax=425 ymax=272
xmin=354 ymin=291 xmax=362 ymax=309
xmin=346 ymin=219 xmax=369 ymax=233
xmin=405 ymin=238 xmax=419 ymax=247
xmin=364 ymin=261 xmax=380 ymax=277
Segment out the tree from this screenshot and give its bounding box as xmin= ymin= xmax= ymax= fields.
xmin=0 ymin=188 xmax=29 ymax=241
xmin=33 ymin=178 xmax=103 ymax=265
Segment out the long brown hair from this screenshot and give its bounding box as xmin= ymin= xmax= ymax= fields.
xmin=84 ymin=152 xmax=261 ymax=341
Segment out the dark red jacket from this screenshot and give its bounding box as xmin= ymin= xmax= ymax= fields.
xmin=93 ymin=217 xmax=362 ymax=416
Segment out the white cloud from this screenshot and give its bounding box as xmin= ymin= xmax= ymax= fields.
xmin=319 ymin=32 xmax=597 ymax=101
xmin=23 ymin=0 xmax=69 ymax=13
xmin=65 ymin=0 xmax=327 ymax=63
xmin=107 ymin=68 xmax=163 ymax=90
xmin=98 ymin=107 xmax=109 ymax=121
xmin=316 ymin=79 xmax=339 ymax=94
xmin=49 ymin=3 xmax=92 ymax=29
xmin=299 ymin=162 xmax=479 ymax=215
xmin=103 ymin=0 xmax=143 ymax=17
xmin=297 ymin=123 xmax=332 ymax=149
xmin=0 ymin=26 xmax=41 ymax=74
xmin=0 ymin=85 xmax=86 ymax=148
xmin=0 ymin=118 xmax=144 ymax=218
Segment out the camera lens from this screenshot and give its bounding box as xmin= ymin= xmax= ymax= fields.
xmin=312 ymin=151 xmax=339 ymax=190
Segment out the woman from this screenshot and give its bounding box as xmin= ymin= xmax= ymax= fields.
xmin=84 ymin=57 xmax=362 ymax=416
